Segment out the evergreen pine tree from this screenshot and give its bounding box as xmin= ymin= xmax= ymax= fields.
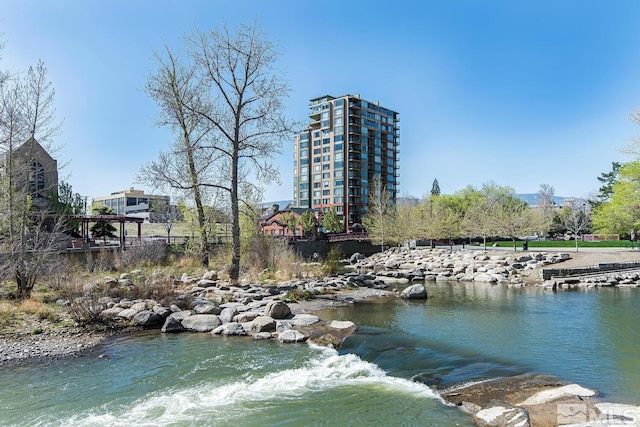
xmin=431 ymin=178 xmax=441 ymax=196
xmin=90 ymin=205 xmax=118 ymax=242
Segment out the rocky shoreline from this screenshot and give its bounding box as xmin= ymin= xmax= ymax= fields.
xmin=3 ymin=247 xmax=640 ymax=426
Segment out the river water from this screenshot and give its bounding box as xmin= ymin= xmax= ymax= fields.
xmin=1 ymin=282 xmax=639 ymax=426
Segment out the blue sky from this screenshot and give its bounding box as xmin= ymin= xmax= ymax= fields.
xmin=3 ymin=0 xmax=640 ymax=204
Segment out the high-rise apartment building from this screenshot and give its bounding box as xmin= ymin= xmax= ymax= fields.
xmin=293 ymin=94 xmax=399 ymax=230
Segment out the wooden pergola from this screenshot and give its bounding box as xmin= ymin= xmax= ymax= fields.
xmin=71 ymin=215 xmax=145 ymax=247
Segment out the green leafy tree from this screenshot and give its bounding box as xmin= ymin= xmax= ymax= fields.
xmin=90 ymin=204 xmax=117 ymax=243
xmin=299 ymin=210 xmax=316 ymax=238
xmin=279 ymin=212 xmax=299 ymax=236
xmin=592 ymin=160 xmax=640 ymax=239
xmin=51 ymin=181 xmax=84 ymax=237
xmin=322 ymin=208 xmax=343 ymax=233
xmin=494 ymin=197 xmax=540 ymax=251
xmin=428 ymin=195 xmax=463 ymax=249
xmin=392 ymin=196 xmax=420 ymax=246
xmin=459 ymin=182 xmax=514 ymax=249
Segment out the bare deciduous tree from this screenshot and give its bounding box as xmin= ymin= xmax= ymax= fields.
xmin=0 ymin=52 xmax=63 ymax=299
xmin=140 ymin=23 xmax=294 ymax=282
xmin=363 ymin=176 xmax=394 ymax=250
xmin=537 ymin=183 xmax=556 ymax=237
xmin=139 ymin=46 xmax=214 ymax=265
xmin=561 ymin=200 xmax=591 ymax=252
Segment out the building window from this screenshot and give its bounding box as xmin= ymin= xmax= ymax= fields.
xmin=323 ymin=190 xmax=330 ymax=196
xmin=322 ymin=172 xmax=330 ymax=179
xmin=334 ymin=170 xmax=343 ymax=178
xmin=28 ymin=161 xmax=45 ymax=196
xmin=334 ymin=143 xmax=343 ymax=151
xmin=322 ymin=155 xmax=330 ymax=162
xmin=322 ymin=138 xmax=330 ymax=144
xmin=323 ymin=181 xmax=330 ymax=187
xmin=335 ymin=107 xmax=343 ymax=116
xmin=334 ymin=197 xmax=343 ymax=203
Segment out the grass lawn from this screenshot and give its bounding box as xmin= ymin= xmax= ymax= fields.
xmin=123 ymin=222 xmax=230 ymax=239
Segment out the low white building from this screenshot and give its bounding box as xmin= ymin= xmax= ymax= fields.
xmin=93 ymin=188 xmax=170 ymax=222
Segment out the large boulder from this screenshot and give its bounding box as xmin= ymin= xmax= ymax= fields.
xmin=251 ymin=316 xmax=276 ymax=333
xmin=264 ymin=301 xmax=291 ymax=319
xmin=219 ymin=307 xmax=239 ymax=324
xmin=181 ymin=314 xmax=222 ymax=332
xmin=218 ymin=322 xmax=246 ymax=336
xmin=473 ymin=401 xmax=530 ymax=427
xmin=99 ymin=307 xmax=124 ymax=320
xmin=234 ymin=311 xmax=260 ymax=323
xmin=193 ymin=301 xmax=222 ymax=315
xmin=400 ymin=284 xmax=428 ymax=299
xmin=161 ymin=316 xmax=185 ymax=333
xmin=152 ymin=305 xmax=171 ymax=318
xmin=290 ymin=314 xmax=320 ymax=327
xmin=278 ymin=329 xmax=308 ymax=344
xmin=133 ymin=310 xmax=161 ymax=327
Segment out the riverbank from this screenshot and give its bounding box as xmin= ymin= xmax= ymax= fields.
xmin=2 ymin=247 xmax=637 ymax=366
xmin=3 ymin=248 xmax=640 ymax=426
xmin=0 ymin=286 xmax=393 ymax=367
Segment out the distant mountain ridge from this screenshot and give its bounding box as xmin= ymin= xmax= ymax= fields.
xmin=515 ymin=193 xmax=580 ymax=206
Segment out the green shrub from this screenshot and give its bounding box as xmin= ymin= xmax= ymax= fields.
xmin=323 ymin=245 xmax=344 ymax=275
xmin=281 ymin=289 xmax=314 ymax=302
